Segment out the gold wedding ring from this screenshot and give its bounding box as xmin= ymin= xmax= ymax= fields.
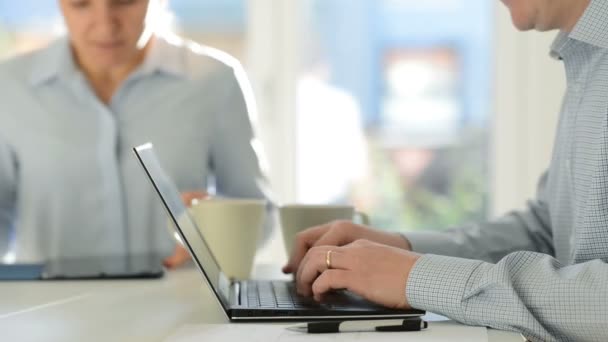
xmin=326 ymin=250 xmax=333 ymax=269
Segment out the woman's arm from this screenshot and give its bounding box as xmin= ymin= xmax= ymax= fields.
xmin=208 ymin=62 xmax=275 ymax=244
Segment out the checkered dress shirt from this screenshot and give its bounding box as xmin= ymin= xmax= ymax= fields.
xmin=405 ymin=1 xmax=608 ymax=341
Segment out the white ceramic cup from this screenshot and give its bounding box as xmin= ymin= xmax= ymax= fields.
xmin=185 ymin=198 xmax=266 ymax=280
xmin=279 ymin=204 xmax=369 ymax=258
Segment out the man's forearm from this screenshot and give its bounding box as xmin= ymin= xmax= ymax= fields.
xmin=406 ymin=252 xmax=608 ymax=342
xmin=405 ymin=204 xmax=554 ymax=263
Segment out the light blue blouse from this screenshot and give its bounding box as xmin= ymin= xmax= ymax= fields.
xmin=0 ymin=35 xmax=272 ymax=262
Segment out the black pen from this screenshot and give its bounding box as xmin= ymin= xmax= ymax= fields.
xmin=289 ymin=318 xmax=428 ymax=334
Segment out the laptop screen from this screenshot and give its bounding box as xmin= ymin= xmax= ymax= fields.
xmin=133 ymin=143 xmax=231 ymax=310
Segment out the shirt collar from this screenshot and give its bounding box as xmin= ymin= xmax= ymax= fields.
xmin=551 ymin=0 xmax=608 ymax=59
xmin=28 ymin=34 xmax=189 ymax=87
xmin=137 ymin=34 xmax=189 ymax=79
xmin=28 ymin=37 xmax=79 ymax=86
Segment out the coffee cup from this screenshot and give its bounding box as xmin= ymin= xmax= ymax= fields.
xmin=185 ymin=198 xmax=266 ymax=280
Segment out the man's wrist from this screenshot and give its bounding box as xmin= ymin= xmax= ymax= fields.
xmin=395 ymin=233 xmax=413 ymax=250
xmin=402 ymin=251 xmax=421 ymax=308
xmin=405 ymin=254 xmax=484 ymax=318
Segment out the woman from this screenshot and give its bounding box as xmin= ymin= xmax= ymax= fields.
xmin=0 ymin=0 xmax=271 ymax=267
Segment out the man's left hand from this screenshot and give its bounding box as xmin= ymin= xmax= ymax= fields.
xmin=295 ymin=239 xmax=421 ymax=309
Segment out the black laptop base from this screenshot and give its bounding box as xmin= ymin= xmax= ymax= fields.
xmin=229 ymin=279 xmax=424 ymax=321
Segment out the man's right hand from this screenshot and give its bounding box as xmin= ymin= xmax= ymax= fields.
xmin=282 ymin=220 xmax=412 ymax=274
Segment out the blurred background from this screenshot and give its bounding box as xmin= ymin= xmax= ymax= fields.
xmin=0 ymin=0 xmax=565 ymax=260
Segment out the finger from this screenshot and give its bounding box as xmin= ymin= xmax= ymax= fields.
xmin=295 ymin=246 xmax=321 ymax=292
xmin=163 ymin=255 xmax=179 ymax=269
xmin=170 ymin=254 xmax=190 ymax=268
xmin=311 ymin=269 xmax=358 ymax=301
xmin=284 ymin=220 xmax=356 ymax=273
xmin=181 ymin=191 xmax=209 ymax=207
xmin=283 ymin=223 xmax=332 ymax=274
xmin=163 ymin=246 xmax=191 ymax=269
xmin=297 ymin=248 xmax=348 ymax=296
xmin=297 ymin=246 xmax=350 ymax=285
xmin=295 ymin=247 xmax=327 ymax=295
xmin=312 ymin=221 xmax=356 ymax=249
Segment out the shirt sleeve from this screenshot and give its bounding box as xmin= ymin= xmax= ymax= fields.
xmin=209 ymin=62 xmax=276 ymax=244
xmin=406 ymin=171 xmax=554 ymax=263
xmin=0 ymin=136 xmax=17 ymax=255
xmin=406 ymin=253 xmax=608 ymax=342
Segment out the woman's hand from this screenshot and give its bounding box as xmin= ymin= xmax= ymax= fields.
xmin=163 ymin=244 xmax=192 ymax=269
xmin=295 ymin=239 xmax=421 ymax=309
xmin=180 ymin=191 xmax=209 ymax=207
xmin=282 ymin=220 xmax=412 ymax=274
xmin=163 ymin=191 xmax=208 ymax=269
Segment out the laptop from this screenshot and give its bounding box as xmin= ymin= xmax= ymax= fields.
xmin=133 ymin=142 xmax=424 ymax=321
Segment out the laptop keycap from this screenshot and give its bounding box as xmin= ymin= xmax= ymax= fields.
xmin=246 ymin=281 xmax=320 ymax=309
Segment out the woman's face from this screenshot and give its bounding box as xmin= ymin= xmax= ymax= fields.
xmin=59 ymin=0 xmax=158 ymax=70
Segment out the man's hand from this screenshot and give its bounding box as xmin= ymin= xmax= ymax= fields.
xmin=282 ymin=220 xmax=412 ymax=274
xmin=295 ymin=239 xmax=421 ymax=309
xmin=162 ymin=191 xmax=208 ymax=269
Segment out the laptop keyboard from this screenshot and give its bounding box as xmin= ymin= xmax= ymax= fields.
xmin=246 ymin=281 xmax=319 ymax=309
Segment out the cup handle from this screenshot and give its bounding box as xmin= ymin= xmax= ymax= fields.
xmin=354 ymin=211 xmax=370 ymax=225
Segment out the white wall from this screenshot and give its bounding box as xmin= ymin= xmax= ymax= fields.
xmin=491 ymin=5 xmax=566 ymax=217
xmin=246 ymin=0 xmax=300 ymax=263
xmin=246 ymin=0 xmax=299 ymax=205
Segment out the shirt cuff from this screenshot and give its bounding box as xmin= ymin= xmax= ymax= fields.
xmin=406 ymin=254 xmax=484 ymax=320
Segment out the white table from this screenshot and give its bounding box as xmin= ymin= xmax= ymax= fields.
xmin=0 ymin=264 xmax=521 ymax=341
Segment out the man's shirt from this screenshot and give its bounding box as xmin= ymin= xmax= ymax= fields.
xmin=405 ymin=1 xmax=608 ymax=341
xmin=0 ymin=35 xmax=271 ymax=262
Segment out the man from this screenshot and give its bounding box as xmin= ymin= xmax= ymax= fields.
xmin=283 ymin=0 xmax=608 ymax=341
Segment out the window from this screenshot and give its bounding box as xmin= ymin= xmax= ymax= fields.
xmin=0 ymin=1 xmax=247 ymax=61
xmin=168 ymin=0 xmax=246 ymax=61
xmin=294 ymin=0 xmax=494 ymax=231
xmin=0 ymin=1 xmax=61 ymax=57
